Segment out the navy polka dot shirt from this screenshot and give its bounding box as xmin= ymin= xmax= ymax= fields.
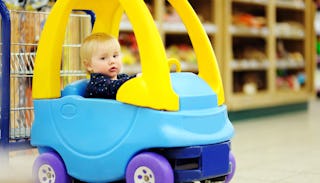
xmin=84 ymin=73 xmax=136 ymax=99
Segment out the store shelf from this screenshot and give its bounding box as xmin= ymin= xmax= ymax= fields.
xmin=162 ymin=22 xmax=217 ymax=34
xmin=123 ymin=62 xmax=198 ymax=74
xmin=276 ymin=59 xmax=305 ymax=69
xmin=275 ymin=33 xmax=305 ymax=39
xmin=276 ymin=0 xmax=305 ymax=10
xmin=230 ymin=26 xmax=269 ymax=37
xmin=232 ymin=0 xmax=268 ymax=6
xmin=230 ymin=60 xmax=269 ymax=71
xmin=224 ymin=0 xmax=313 ymax=111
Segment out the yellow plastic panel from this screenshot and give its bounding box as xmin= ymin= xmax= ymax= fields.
xmin=32 ymin=0 xmax=75 ymax=99
xmin=74 ymin=0 xmax=124 ymax=38
xmin=116 ymin=0 xmax=179 ymax=111
xmin=168 ymin=0 xmax=225 ymax=105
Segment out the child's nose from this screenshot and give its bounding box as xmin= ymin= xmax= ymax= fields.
xmin=109 ymin=57 xmax=115 ymax=64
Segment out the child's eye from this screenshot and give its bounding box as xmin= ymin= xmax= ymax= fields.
xmin=113 ymin=54 xmax=118 ymax=58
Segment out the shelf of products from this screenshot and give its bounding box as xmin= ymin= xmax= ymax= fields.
xmin=119 ymin=0 xmax=221 ymax=74
xmin=224 ymin=0 xmax=314 ymax=111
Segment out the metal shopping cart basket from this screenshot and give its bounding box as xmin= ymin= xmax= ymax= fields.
xmin=0 ymin=1 xmax=92 ymax=160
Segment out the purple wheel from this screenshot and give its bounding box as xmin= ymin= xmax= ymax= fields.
xmin=126 ymin=152 xmax=174 ymax=183
xmin=32 ymin=152 xmax=71 ymax=183
xmin=225 ymin=152 xmax=236 ymax=183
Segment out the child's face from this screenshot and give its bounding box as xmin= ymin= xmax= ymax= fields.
xmin=87 ymin=39 xmax=122 ymax=79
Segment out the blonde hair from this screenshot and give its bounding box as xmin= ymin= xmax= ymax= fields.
xmin=80 ymin=32 xmax=120 ymax=73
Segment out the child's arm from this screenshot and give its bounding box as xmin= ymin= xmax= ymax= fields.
xmin=118 ymin=73 xmax=137 ymax=79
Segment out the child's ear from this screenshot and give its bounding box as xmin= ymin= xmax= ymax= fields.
xmin=83 ymin=59 xmax=93 ymax=73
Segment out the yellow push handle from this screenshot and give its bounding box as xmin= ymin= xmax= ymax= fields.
xmin=168 ymin=58 xmax=182 ymax=72
xmin=32 ymin=0 xmax=179 ymax=111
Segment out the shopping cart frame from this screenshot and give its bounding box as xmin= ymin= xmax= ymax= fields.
xmin=0 ymin=2 xmax=34 ymax=165
xmin=0 ymin=1 xmax=94 ymax=164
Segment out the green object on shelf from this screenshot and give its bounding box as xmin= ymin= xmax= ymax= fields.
xmin=317 ymin=40 xmax=320 ymax=55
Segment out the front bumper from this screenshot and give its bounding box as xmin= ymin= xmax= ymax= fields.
xmin=161 ymin=141 xmax=231 ymax=182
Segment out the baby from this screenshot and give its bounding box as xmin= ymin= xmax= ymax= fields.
xmin=80 ymin=32 xmax=136 ymax=99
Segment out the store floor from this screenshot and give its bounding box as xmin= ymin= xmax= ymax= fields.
xmin=1 ymin=99 xmax=320 ymax=183
xmin=231 ymin=99 xmax=320 ymax=183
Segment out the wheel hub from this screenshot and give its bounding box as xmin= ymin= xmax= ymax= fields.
xmin=134 ymin=166 xmax=155 ymax=183
xmin=38 ymin=164 xmax=56 ymax=183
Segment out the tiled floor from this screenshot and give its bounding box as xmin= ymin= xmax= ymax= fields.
xmin=1 ymin=99 xmax=319 ymax=183
xmin=231 ymin=99 xmax=320 ymax=183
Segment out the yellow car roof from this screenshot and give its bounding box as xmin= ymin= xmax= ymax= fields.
xmin=32 ymin=0 xmax=224 ymax=111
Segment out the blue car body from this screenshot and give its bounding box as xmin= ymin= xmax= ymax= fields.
xmin=31 ymin=72 xmax=234 ymax=182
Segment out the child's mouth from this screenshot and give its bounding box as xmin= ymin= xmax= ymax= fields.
xmin=109 ymin=67 xmax=117 ymax=72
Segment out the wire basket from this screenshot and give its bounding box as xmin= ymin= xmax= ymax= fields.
xmin=2 ymin=9 xmax=91 ymax=141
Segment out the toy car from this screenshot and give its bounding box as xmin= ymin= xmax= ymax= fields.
xmin=31 ymin=0 xmax=236 ymax=182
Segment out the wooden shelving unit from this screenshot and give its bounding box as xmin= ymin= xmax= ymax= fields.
xmin=119 ymin=0 xmax=315 ymax=111
xmin=223 ymin=0 xmax=315 ymax=111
